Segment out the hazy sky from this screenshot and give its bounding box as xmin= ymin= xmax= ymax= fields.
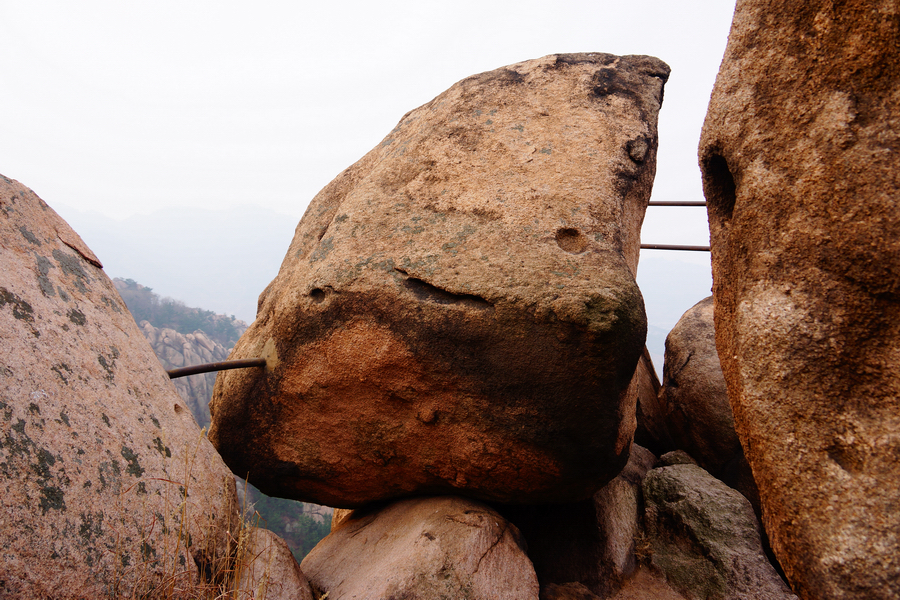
xmin=1 ymin=1 xmax=735 ymax=261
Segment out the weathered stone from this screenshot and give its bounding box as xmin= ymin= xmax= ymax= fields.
xmin=502 ymin=444 xmax=657 ymax=598
xmin=211 ymin=53 xmax=670 ymax=507
xmin=607 ymin=567 xmax=687 ymax=600
xmin=300 ymin=496 xmax=539 ymax=600
xmin=699 ymin=2 xmax=900 ymax=598
xmin=631 ymin=347 xmax=673 ymax=455
xmin=642 ymin=464 xmax=797 ymax=600
xmin=236 ymin=527 xmax=314 ymax=600
xmin=659 ymin=297 xmax=739 ymax=476
xmin=0 ymin=175 xmax=242 ymax=597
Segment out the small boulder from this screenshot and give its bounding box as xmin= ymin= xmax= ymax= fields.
xmin=236 ymin=527 xmax=314 ymax=600
xmin=300 ymin=496 xmax=539 ymax=600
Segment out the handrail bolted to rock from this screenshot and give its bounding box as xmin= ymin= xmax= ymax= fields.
xmin=167 ymin=358 xmax=267 ymax=379
xmin=642 ymin=200 xmax=710 ymax=251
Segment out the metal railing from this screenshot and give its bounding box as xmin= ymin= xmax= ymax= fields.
xmin=641 ymin=201 xmax=710 ymax=252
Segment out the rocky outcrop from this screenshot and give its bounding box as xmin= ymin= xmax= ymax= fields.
xmin=211 ymin=52 xmax=670 ymax=508
xmin=659 ymin=297 xmax=739 ymax=476
xmin=135 ymin=319 xmax=238 ymax=429
xmin=0 ymin=175 xmax=243 ymax=597
xmin=699 ymin=2 xmax=900 ymax=598
xmin=642 ymin=464 xmax=796 ymax=600
xmin=301 ymin=496 xmax=539 ymax=600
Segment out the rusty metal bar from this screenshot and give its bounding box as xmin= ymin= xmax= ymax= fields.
xmin=647 ymin=201 xmax=708 ymax=206
xmin=167 ymin=358 xmax=266 ymax=379
xmin=640 ymin=244 xmax=710 ymax=252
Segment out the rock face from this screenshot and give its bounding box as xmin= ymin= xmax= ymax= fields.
xmin=135 ymin=319 xmax=238 ymax=428
xmin=659 ymin=297 xmax=739 ymax=476
xmin=211 ymin=53 xmax=670 ymax=507
xmin=300 ymin=496 xmax=539 ymax=600
xmin=699 ymin=2 xmax=900 ymax=598
xmin=503 ymin=445 xmax=657 ymax=598
xmin=236 ymin=527 xmax=314 ymax=600
xmin=0 ymin=175 xmax=242 ymax=597
xmin=642 ymin=464 xmax=797 ymax=600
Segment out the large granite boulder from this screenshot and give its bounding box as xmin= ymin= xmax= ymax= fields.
xmin=211 ymin=53 xmax=670 ymax=507
xmin=699 ymin=2 xmax=900 ymax=598
xmin=0 ymin=175 xmax=244 ymax=597
xmin=301 ymin=496 xmax=539 ymax=600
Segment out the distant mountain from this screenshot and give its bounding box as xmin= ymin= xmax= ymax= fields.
xmin=53 ymin=203 xmax=298 ymax=323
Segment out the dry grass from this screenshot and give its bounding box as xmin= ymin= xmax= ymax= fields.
xmin=109 ymin=431 xmax=278 ymax=599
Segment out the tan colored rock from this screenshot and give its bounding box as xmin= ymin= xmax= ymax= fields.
xmin=301 ymin=496 xmax=539 ymax=600
xmin=235 ymin=527 xmax=314 ymax=600
xmin=659 ymin=297 xmax=739 ymax=475
xmin=642 ymin=464 xmax=796 ymax=600
xmin=0 ymin=175 xmax=241 ymax=597
xmin=211 ymin=53 xmax=670 ymax=507
xmin=699 ymin=2 xmax=900 ymax=598
xmin=608 ymin=567 xmax=687 ymax=600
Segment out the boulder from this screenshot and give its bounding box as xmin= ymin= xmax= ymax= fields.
xmin=659 ymin=297 xmax=740 ymax=476
xmin=699 ymin=2 xmax=900 ymax=598
xmin=235 ymin=527 xmax=314 ymax=600
xmin=0 ymin=175 xmax=244 ymax=597
xmin=300 ymin=496 xmax=539 ymax=600
xmin=501 ymin=444 xmax=657 ymax=598
xmin=642 ymin=464 xmax=796 ymax=600
xmin=631 ymin=347 xmax=673 ymax=455
xmin=210 ymin=53 xmax=670 ymax=507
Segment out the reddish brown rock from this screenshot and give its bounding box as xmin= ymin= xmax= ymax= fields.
xmin=699 ymin=2 xmax=900 ymax=598
xmin=210 ymin=53 xmax=670 ymax=507
xmin=0 ymin=175 xmax=242 ymax=597
xmin=301 ymin=496 xmax=539 ymax=600
xmin=631 ymin=347 xmax=673 ymax=455
xmin=236 ymin=527 xmax=314 ymax=600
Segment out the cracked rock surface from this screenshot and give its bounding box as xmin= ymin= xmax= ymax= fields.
xmin=300 ymin=495 xmax=538 ymax=600
xmin=210 ymin=52 xmax=669 ymax=507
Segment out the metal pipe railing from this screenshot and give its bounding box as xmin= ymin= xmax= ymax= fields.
xmin=167 ymin=358 xmax=266 ymax=379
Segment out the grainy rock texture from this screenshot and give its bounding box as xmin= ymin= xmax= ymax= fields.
xmin=502 ymin=444 xmax=657 ymax=598
xmin=0 ymin=175 xmax=242 ymax=597
xmin=211 ymin=53 xmax=670 ymax=507
xmin=699 ymin=2 xmax=900 ymax=598
xmin=300 ymin=496 xmax=539 ymax=600
xmin=642 ymin=464 xmax=797 ymax=600
xmin=236 ymin=527 xmax=314 ymax=600
xmin=659 ymin=297 xmax=739 ymax=475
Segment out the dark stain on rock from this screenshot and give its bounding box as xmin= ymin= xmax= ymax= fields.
xmin=67 ymin=308 xmax=86 ymax=326
xmin=35 ymin=255 xmax=56 ymax=297
xmin=101 ymin=413 xmax=111 ymax=427
xmin=52 ymin=249 xmax=91 ymax=293
xmin=19 ymin=225 xmax=41 ymax=246
xmin=121 ymin=446 xmax=145 ymax=477
xmin=39 ymin=485 xmax=66 ymax=514
xmin=78 ymin=511 xmax=104 ymax=542
xmin=51 ymin=364 xmax=73 ymax=385
xmin=97 ymin=347 xmax=119 ymax=382
xmin=0 ymin=286 xmax=36 ymax=324
xmin=153 ymin=437 xmax=171 ymax=458
xmin=59 ymin=410 xmax=70 ymax=426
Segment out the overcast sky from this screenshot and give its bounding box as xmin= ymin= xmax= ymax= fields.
xmin=1 ymin=1 xmax=735 ymax=264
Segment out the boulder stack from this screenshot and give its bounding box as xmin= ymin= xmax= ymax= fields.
xmin=210 ymin=53 xmax=670 ymax=507
xmin=699 ymin=2 xmax=900 ymax=598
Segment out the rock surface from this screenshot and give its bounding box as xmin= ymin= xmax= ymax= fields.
xmin=631 ymin=347 xmax=672 ymax=455
xmin=300 ymin=495 xmax=539 ymax=600
xmin=211 ymin=53 xmax=670 ymax=508
xmin=502 ymin=444 xmax=657 ymax=598
xmin=659 ymin=297 xmax=739 ymax=476
xmin=236 ymin=527 xmax=314 ymax=600
xmin=0 ymin=175 xmax=242 ymax=597
xmin=642 ymin=464 xmax=796 ymax=600
xmin=699 ymin=2 xmax=900 ymax=598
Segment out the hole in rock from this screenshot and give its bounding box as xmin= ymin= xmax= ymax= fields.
xmin=555 ymin=228 xmax=588 ymax=254
xmin=309 ymin=288 xmax=327 ymax=303
xmin=402 ymin=277 xmax=493 ymax=310
xmin=701 ymin=152 xmax=737 ymax=223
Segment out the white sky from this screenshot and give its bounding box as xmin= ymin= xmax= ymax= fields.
xmin=0 ymin=1 xmax=735 ymax=259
